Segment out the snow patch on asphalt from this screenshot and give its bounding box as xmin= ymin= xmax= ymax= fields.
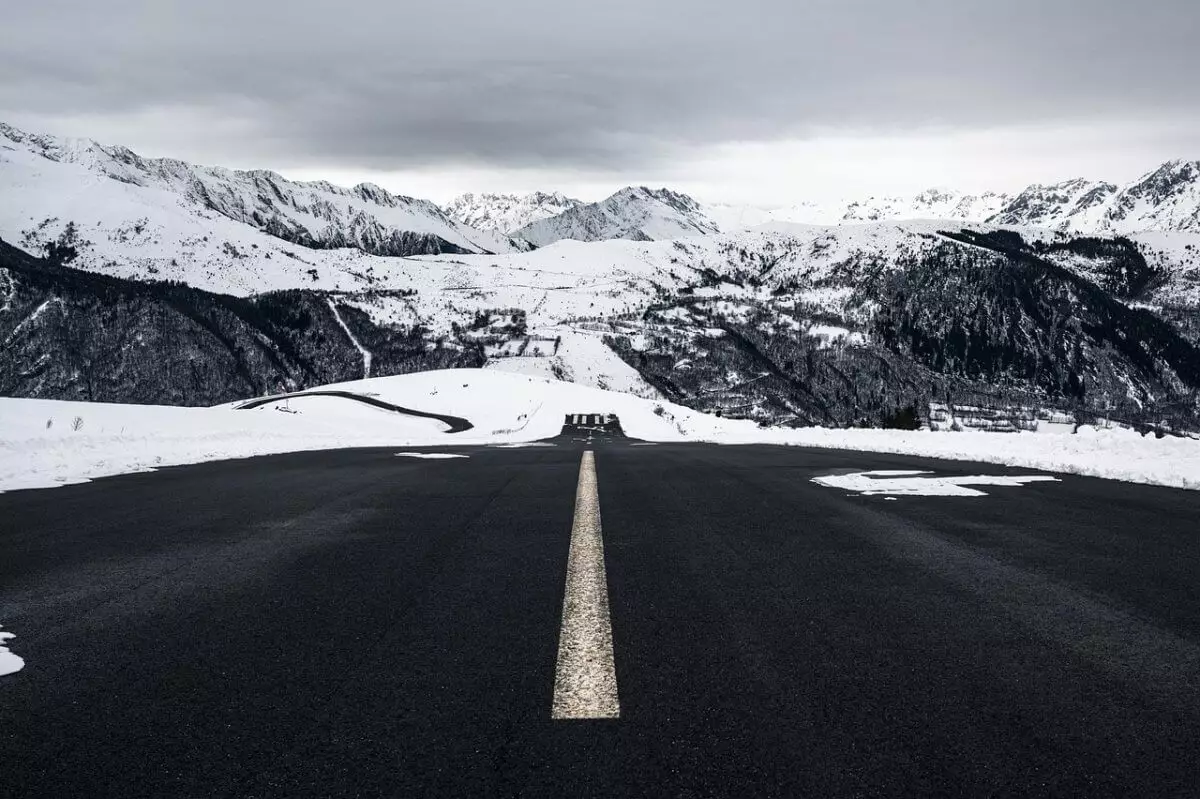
xmin=0 ymin=626 xmax=24 ymax=676
xmin=814 ymin=470 xmax=1061 ymax=497
xmin=395 ymin=453 xmax=469 ymax=460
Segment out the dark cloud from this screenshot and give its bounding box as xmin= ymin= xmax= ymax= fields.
xmin=2 ymin=0 xmax=1198 ymax=171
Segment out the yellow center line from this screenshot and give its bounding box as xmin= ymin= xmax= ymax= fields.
xmin=551 ymin=450 xmax=620 ymax=720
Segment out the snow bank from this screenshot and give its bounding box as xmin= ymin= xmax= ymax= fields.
xmin=0 ymin=369 xmax=730 ymax=492
xmin=713 ymin=425 xmax=1200 ymax=491
xmin=4 ymin=368 xmax=1200 ymax=493
xmin=0 ymin=393 xmax=446 ymax=492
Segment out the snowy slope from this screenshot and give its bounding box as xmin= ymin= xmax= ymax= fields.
xmin=484 ymin=325 xmax=665 ymax=399
xmin=0 ymin=122 xmax=525 ymax=258
xmin=514 ymin=187 xmax=721 ymax=246
xmin=444 ymin=191 xmax=585 ymax=234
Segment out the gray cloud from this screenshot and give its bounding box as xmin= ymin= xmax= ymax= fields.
xmin=2 ymin=0 xmax=1199 ymax=172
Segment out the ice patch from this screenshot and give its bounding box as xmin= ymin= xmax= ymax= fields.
xmin=394 ymin=452 xmax=469 ymax=459
xmin=488 ymin=442 xmax=555 ymax=448
xmin=813 ymin=469 xmax=1060 ymax=497
xmin=0 ymin=626 xmax=24 ymax=676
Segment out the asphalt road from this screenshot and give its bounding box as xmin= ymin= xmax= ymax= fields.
xmin=3 ymin=421 xmax=1200 ymax=797
xmin=234 ymin=391 xmax=474 ymax=433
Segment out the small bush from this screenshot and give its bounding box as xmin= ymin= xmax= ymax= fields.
xmin=71 ymin=416 xmax=84 ymax=432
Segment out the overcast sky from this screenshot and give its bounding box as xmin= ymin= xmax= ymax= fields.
xmin=3 ymin=0 xmax=1198 ymax=206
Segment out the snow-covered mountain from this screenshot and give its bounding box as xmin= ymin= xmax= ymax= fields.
xmin=712 ymin=165 xmax=1200 ymax=236
xmin=761 ymin=163 xmax=1200 ymax=235
xmin=991 ymin=162 xmax=1200 ymax=234
xmin=845 ymin=189 xmax=1014 ymax=224
xmin=513 ymin=186 xmax=721 ymax=246
xmin=4 ymin=119 xmax=1200 ymax=430
xmin=987 ymin=178 xmax=1120 ymax=230
xmin=0 ymin=122 xmax=527 ymax=259
xmin=444 ymin=191 xmax=585 ymax=234
xmin=8 ymin=217 xmax=1200 ymax=427
xmin=765 ymin=189 xmax=1013 ymax=228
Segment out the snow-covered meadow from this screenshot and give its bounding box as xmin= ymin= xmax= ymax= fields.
xmin=3 ymin=368 xmax=1200 ymax=494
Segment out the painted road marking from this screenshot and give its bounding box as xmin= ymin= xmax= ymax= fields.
xmin=552 ymin=450 xmax=619 ymax=720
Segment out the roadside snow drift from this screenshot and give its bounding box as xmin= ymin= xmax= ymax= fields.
xmin=3 ymin=368 xmax=1200 ymax=493
xmin=0 ymin=369 xmax=737 ymax=492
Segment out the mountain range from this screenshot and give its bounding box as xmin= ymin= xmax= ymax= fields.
xmin=3 ymin=121 xmax=1200 ymax=429
xmin=0 ymin=122 xmax=527 ymax=260
xmin=445 ymin=164 xmax=1200 ymax=244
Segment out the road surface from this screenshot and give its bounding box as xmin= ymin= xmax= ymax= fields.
xmin=235 ymin=390 xmax=475 ymax=433
xmin=2 ymin=419 xmax=1199 ymax=796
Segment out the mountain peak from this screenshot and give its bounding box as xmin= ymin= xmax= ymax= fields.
xmin=443 ymin=191 xmax=585 ymax=234
xmin=514 ymin=186 xmax=718 ymax=247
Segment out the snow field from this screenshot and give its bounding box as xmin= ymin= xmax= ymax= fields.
xmin=4 ymin=368 xmax=1200 ymax=494
xmin=0 ymin=370 xmax=732 ymax=492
